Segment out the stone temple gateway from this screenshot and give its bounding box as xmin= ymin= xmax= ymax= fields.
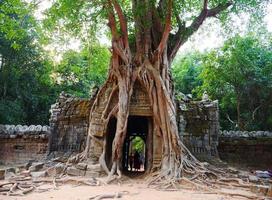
xmin=49 ymin=82 xmax=220 ymax=174
xmin=90 ymin=80 xmax=164 ymax=173
xmin=1 ymin=90 xmax=272 ymax=173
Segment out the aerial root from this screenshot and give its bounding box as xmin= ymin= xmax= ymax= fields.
xmin=0 ymin=176 xmax=101 ymax=196
xmin=67 ymin=151 xmax=87 ymax=165
xmin=0 ymin=182 xmax=35 ymax=196
xmin=89 ymin=191 xmax=129 ymax=200
xmin=146 ymin=153 xmax=266 ymax=200
xmin=147 ymin=166 xmax=263 ymax=200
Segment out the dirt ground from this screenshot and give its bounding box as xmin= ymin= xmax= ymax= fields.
xmin=0 ymin=179 xmax=259 ymax=200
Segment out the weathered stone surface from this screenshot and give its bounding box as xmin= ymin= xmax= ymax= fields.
xmin=67 ymin=166 xmax=85 ymax=176
xmin=87 ymin=164 xmax=101 ymax=172
xmin=178 ymin=99 xmax=219 ymax=161
xmin=29 ymin=162 xmax=44 ymax=172
xmin=248 ymin=175 xmax=259 ymax=183
xmin=2 ymin=89 xmax=272 ymax=173
xmin=0 ymin=125 xmax=50 ymax=137
xmin=0 ymin=169 xmax=5 ymax=180
xmin=219 ymin=131 xmax=272 ymax=168
xmin=31 ymin=171 xmax=47 ymax=178
xmin=5 ymin=171 xmax=16 ymax=179
xmin=25 ymin=160 xmax=35 ymax=170
xmin=46 ymin=163 xmax=65 ymax=177
xmin=20 ymin=170 xmax=31 ymax=177
xmin=6 ymin=167 xmax=16 ymax=174
xmin=85 ymin=171 xmax=99 ymax=178
xmin=49 ymin=92 xmax=92 ymax=154
xmin=0 ymin=124 xmax=50 ymax=165
xmin=76 ymin=163 xmax=87 ymax=170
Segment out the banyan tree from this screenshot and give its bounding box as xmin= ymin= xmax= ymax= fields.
xmin=46 ymin=0 xmax=267 ymax=183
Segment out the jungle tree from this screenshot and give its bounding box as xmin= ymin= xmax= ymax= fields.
xmin=45 ymin=0 xmax=268 ymax=181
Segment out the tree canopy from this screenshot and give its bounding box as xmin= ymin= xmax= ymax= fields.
xmin=1 ymin=0 xmax=271 ymax=183
xmin=173 ymin=34 xmax=272 ymax=131
xmin=0 ymin=0 xmax=110 ymax=124
xmin=0 ymin=0 xmax=271 ymax=131
xmin=0 ymin=0 xmax=54 ymax=124
xmin=44 ymin=0 xmax=269 ymax=63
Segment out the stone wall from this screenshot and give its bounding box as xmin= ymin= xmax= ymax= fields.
xmin=47 ymin=93 xmax=220 ymax=160
xmin=49 ymin=92 xmax=92 ymax=154
xmin=0 ymin=125 xmax=50 ymax=165
xmin=218 ymin=131 xmax=272 ymax=169
xmin=1 ymin=92 xmax=272 ymax=169
xmin=178 ymin=100 xmax=220 ymax=161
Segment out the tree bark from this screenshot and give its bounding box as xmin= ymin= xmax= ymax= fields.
xmin=71 ymin=0 xmax=233 ymax=183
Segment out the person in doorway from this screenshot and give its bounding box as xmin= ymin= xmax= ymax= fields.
xmin=134 ymin=151 xmax=141 ymax=171
xmin=139 ymin=153 xmax=145 ymax=171
xmin=129 ymin=154 xmax=134 ymax=171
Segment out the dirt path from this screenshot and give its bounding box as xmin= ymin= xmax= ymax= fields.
xmin=1 ymin=180 xmax=257 ymax=200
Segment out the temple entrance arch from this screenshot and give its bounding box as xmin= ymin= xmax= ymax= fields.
xmin=105 ymin=116 xmax=153 ymax=175
xmin=122 ymin=116 xmax=152 ymax=174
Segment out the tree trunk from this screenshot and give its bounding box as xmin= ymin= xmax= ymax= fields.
xmin=70 ymin=0 xmax=210 ymax=183
xmin=76 ymin=45 xmax=204 ymax=183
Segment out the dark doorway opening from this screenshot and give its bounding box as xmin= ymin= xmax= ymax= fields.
xmin=105 ymin=116 xmax=152 ymax=175
xmin=122 ymin=116 xmax=149 ymax=174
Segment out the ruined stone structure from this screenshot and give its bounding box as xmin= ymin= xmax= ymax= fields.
xmin=1 ymin=92 xmax=271 ymax=170
xmin=0 ymin=125 xmax=50 ymax=165
xmin=48 ymin=90 xmax=219 ymax=173
xmin=49 ymin=92 xmax=92 ymax=154
xmin=219 ymin=131 xmax=272 ymax=169
xmin=82 ymin=81 xmax=158 ymax=171
xmin=0 ymin=90 xmax=219 ymax=167
xmin=178 ymin=100 xmax=219 ymax=161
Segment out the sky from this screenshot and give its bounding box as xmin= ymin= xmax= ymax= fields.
xmin=33 ymin=1 xmax=272 ymax=61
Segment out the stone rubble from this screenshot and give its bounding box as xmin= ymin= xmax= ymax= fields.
xmin=220 ymin=130 xmax=272 ymax=138
xmin=29 ymin=162 xmax=44 ymax=172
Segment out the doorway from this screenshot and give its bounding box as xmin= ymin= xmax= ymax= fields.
xmin=105 ymin=116 xmax=152 ymax=175
xmin=122 ymin=116 xmax=150 ymax=174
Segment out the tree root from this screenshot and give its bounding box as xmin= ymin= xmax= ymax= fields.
xmin=0 ymin=175 xmax=101 ymax=196
xmin=89 ymin=191 xmax=129 ymax=200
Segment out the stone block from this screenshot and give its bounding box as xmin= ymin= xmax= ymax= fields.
xmin=5 ymin=171 xmax=16 ymax=179
xmin=31 ymin=171 xmax=47 ymax=178
xmin=25 ymin=160 xmax=35 ymax=169
xmin=67 ymin=166 xmax=85 ymax=176
xmin=87 ymin=164 xmax=101 ymax=172
xmin=85 ymin=171 xmax=99 ymax=178
xmin=46 ymin=163 xmax=65 ymax=177
xmin=29 ymin=162 xmax=44 ymax=172
xmin=248 ymin=175 xmax=259 ymax=183
xmin=20 ymin=170 xmax=31 ymax=177
xmin=6 ymin=167 xmax=16 ymax=174
xmin=76 ymin=163 xmax=87 ymax=170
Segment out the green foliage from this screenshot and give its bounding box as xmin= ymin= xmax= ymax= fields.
xmin=52 ymin=44 xmax=110 ymax=97
xmin=0 ymin=0 xmax=271 ymax=131
xmin=132 ymin=136 xmax=145 ymax=153
xmin=43 ymin=0 xmax=268 ymax=47
xmin=0 ymin=1 xmax=111 ymax=124
xmin=0 ymin=0 xmax=35 ymax=48
xmin=172 ymin=53 xmax=203 ymax=97
xmin=173 ymin=34 xmax=272 ymax=130
xmin=0 ymin=0 xmax=57 ymax=124
xmin=199 ymin=35 xmax=272 ymax=130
